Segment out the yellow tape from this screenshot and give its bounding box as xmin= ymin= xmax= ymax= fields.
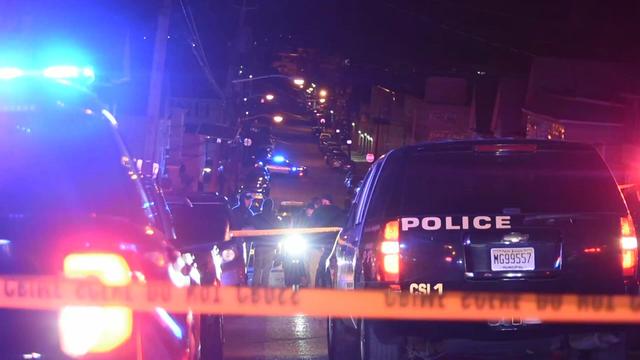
xmin=2 ymin=276 xmax=640 ymax=323
xmin=230 ymin=227 xmax=342 ymax=238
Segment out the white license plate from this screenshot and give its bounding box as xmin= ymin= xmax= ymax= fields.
xmin=490 ymin=247 xmax=535 ymax=271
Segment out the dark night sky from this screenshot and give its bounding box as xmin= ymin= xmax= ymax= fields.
xmin=251 ymin=0 xmax=639 ymax=65
xmin=3 ymin=0 xmax=639 ymax=70
xmin=2 ymin=0 xmax=639 ymax=105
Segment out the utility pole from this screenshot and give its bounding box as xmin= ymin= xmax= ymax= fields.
xmin=225 ymin=0 xmax=256 ymax=193
xmin=144 ymin=0 xmax=172 ymax=162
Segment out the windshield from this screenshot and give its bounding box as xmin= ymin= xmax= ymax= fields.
xmin=0 ymin=110 xmax=147 ymax=223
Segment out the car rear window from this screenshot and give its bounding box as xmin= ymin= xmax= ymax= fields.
xmin=170 ymin=202 xmax=230 ymax=248
xmin=369 ymin=148 xmax=626 ymax=217
xmin=0 ymin=110 xmax=149 ymax=223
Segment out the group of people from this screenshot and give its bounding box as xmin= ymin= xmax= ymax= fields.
xmin=230 ymin=192 xmax=346 ymax=287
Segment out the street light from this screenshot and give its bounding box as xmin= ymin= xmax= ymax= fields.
xmin=319 ymin=89 xmax=328 ymax=97
xmin=265 ymin=94 xmax=275 ymax=101
xmin=232 ymin=74 xmax=305 ymax=86
xmin=273 ymin=115 xmax=284 ymax=123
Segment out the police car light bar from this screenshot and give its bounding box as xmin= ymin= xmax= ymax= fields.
xmin=43 ymin=66 xmax=95 ymax=82
xmin=0 ymin=67 xmax=24 ymax=79
xmin=0 ymin=66 xmax=95 ymax=83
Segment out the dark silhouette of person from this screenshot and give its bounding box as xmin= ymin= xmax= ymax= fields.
xmin=308 ymin=194 xmax=346 ymax=287
xmin=250 ymin=198 xmax=279 ymax=286
xmin=230 ymin=193 xmax=253 ymax=230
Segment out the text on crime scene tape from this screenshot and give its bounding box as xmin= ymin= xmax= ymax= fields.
xmin=2 ymin=276 xmax=640 ymax=324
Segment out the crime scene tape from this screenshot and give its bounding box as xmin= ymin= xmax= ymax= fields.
xmin=3 ymin=275 xmax=640 ymax=324
xmin=230 ymin=227 xmax=342 ymax=238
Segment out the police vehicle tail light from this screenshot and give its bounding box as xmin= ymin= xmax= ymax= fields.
xmin=620 ymin=216 xmax=638 ymax=277
xmin=59 ymin=253 xmax=133 ymax=357
xmin=380 ymin=220 xmax=400 ymax=282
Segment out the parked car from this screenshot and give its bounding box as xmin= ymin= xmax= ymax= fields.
xmin=240 ymin=166 xmax=271 ymax=199
xmin=327 ymin=153 xmax=350 ymax=169
xmin=344 ymin=165 xmax=369 ymax=197
xmin=319 ymin=132 xmax=333 ymax=143
xmin=319 ymin=139 xmax=340 ymax=152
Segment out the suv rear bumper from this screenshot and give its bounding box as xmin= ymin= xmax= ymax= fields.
xmin=369 ymin=319 xmax=630 ymax=342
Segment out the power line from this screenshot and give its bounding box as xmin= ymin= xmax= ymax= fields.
xmin=178 ymin=0 xmax=225 ymax=98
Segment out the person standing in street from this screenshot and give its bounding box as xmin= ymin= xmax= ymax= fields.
xmin=250 ymin=198 xmax=279 ymax=286
xmin=231 ymin=193 xmax=253 ymax=230
xmin=307 ymin=194 xmax=346 ymax=287
xmin=293 ymin=202 xmax=316 ymax=228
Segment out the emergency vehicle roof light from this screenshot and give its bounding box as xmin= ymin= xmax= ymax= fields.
xmin=0 ymin=66 xmax=95 ymax=83
xmin=43 ymin=66 xmax=95 ymax=83
xmin=0 ymin=67 xmax=24 ymax=79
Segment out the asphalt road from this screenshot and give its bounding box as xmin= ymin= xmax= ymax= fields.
xmin=268 ymin=120 xmax=351 ymax=208
xmin=225 ymin=120 xmax=340 ymax=360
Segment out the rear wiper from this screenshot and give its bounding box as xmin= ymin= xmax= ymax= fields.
xmin=523 ymin=212 xmax=618 ymax=222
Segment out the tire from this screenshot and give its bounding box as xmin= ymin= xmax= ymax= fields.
xmin=200 ymin=314 xmax=223 ymax=360
xmin=327 ymin=317 xmax=359 ymax=360
xmin=360 ymin=320 xmax=403 ymax=360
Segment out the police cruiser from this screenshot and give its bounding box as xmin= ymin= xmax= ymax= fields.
xmin=325 ymin=140 xmax=638 ymax=360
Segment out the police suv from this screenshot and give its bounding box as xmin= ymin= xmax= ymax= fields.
xmin=326 ymin=140 xmax=638 ymax=360
xmin=0 ymin=70 xmax=201 ymax=358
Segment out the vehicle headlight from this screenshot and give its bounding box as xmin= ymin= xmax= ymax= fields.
xmin=280 ymin=233 xmax=308 ymax=256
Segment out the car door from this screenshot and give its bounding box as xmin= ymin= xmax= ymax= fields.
xmin=333 ymin=160 xmax=383 ymax=290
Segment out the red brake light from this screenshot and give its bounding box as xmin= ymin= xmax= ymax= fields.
xmin=59 ymin=253 xmax=133 ymax=357
xmin=621 ymin=216 xmax=638 ymax=277
xmin=474 ymin=144 xmax=537 ymax=153
xmin=380 ymin=220 xmax=400 ymax=281
xmin=63 ymin=253 xmax=131 ymax=286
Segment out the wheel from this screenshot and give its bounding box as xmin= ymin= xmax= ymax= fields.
xmin=200 ymin=314 xmax=223 ymax=360
xmin=360 ymin=320 xmax=403 ymax=360
xmin=327 ymin=317 xmax=359 ymax=360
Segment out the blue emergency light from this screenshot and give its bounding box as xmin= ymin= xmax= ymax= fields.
xmin=273 ymin=155 xmax=285 ymax=163
xmin=0 ymin=65 xmax=95 ymax=83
